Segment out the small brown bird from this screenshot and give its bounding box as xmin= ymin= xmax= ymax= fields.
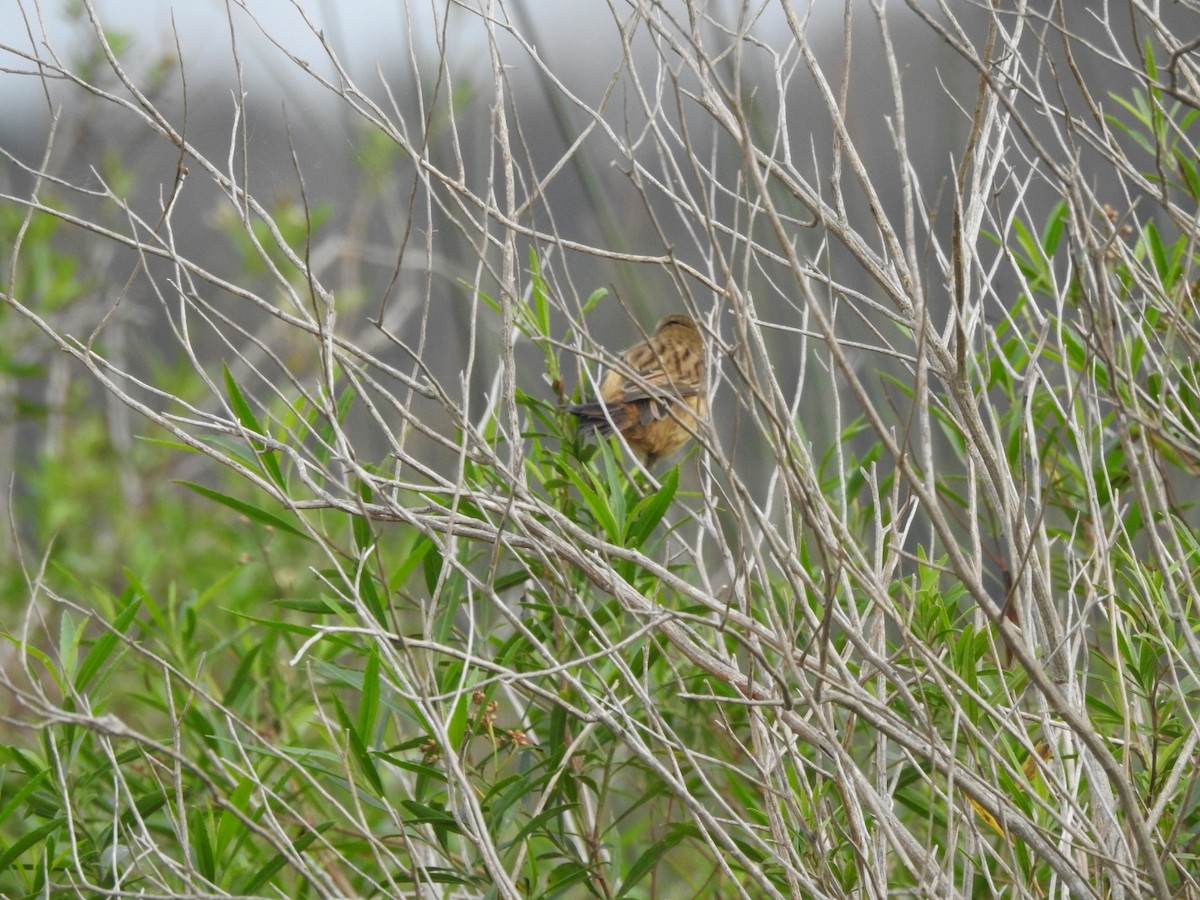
xmin=568 ymin=314 xmax=707 ymax=467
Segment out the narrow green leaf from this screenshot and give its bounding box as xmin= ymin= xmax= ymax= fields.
xmin=0 ymin=635 xmax=58 ymax=697
xmin=238 ymin=823 xmax=330 ymax=894
xmin=561 ymin=465 xmax=620 ymax=542
xmin=598 ymin=438 xmax=627 ymax=530
xmin=227 ymin=611 xmax=315 ymax=636
xmin=529 ymin=248 xmax=550 ymax=337
xmin=357 ymin=565 xmax=387 ymax=626
xmin=336 ymin=382 xmax=356 ymax=422
xmin=223 ymin=361 xmax=263 ymax=438
xmin=446 ymin=691 xmax=470 ymax=750
xmin=174 ymin=481 xmax=310 ymax=540
xmin=409 ymin=867 xmax=480 ymax=886
xmin=1143 ymin=219 xmax=1168 ymax=281
xmin=392 ymin=533 xmax=435 ymax=588
xmin=1040 ymin=200 xmax=1068 ymax=256
xmin=74 ymin=593 xmax=142 ymax=693
xmin=422 ymin=542 xmax=444 ymax=596
xmin=191 ymin=808 xmax=215 ymax=881
xmin=581 ymin=287 xmax=607 ymax=315
xmin=474 ymin=284 xmax=501 ymax=316
xmin=0 ymin=818 xmax=65 ymax=872
xmin=617 ymin=825 xmax=696 ymax=897
xmin=1176 ymin=150 xmax=1200 ymax=199
xmin=546 ymin=863 xmax=595 ymax=893
xmin=358 ymin=650 xmax=380 ymax=740
xmin=399 ymin=799 xmax=459 ymax=829
xmin=626 ymin=466 xmax=678 ymax=548
xmin=58 ymin=609 xmax=80 ymax=683
xmin=506 ymin=802 xmax=577 ymax=848
xmin=221 ymin=644 xmax=261 ymax=707
xmin=272 ymin=596 xmax=353 ymax=614
xmin=334 ymin=692 xmax=384 ymax=796
xmin=0 ymin=763 xmax=49 ymax=825
xmin=353 ymin=486 xmax=375 ymax=551
xmin=214 ymin=779 xmax=258 ymax=859
xmin=224 ymin=362 xmax=286 ymax=490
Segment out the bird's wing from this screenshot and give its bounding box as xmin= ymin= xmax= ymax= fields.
xmin=611 ymin=340 xmax=704 ymax=405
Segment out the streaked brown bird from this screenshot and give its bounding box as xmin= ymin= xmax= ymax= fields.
xmin=567 ymin=314 xmax=707 ymax=467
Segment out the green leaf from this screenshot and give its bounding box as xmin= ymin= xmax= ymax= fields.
xmin=392 ymin=533 xmax=435 ymax=589
xmin=221 ymin=644 xmax=261 ymax=707
xmin=446 ymin=690 xmax=470 ymax=751
xmin=353 ymin=483 xmax=376 ymax=551
xmin=215 ymin=779 xmax=258 ymax=857
xmin=0 ymin=633 xmax=63 ymax=696
xmin=190 ymin=808 xmax=216 ymax=881
xmin=74 ymin=593 xmax=142 ymax=693
xmin=0 ymin=818 xmax=66 ymax=873
xmin=223 ymin=361 xmax=263 ymax=437
xmin=561 ymin=463 xmax=620 ymax=542
xmin=357 ymin=562 xmax=387 ymax=627
xmin=582 ymin=287 xmax=608 ymax=316
xmin=529 ymin=248 xmax=551 ymax=338
xmin=359 ymin=650 xmax=380 ymax=739
xmin=1009 ymin=216 xmax=1049 ymax=288
xmin=174 ymin=480 xmax=310 ymax=539
xmin=399 ymin=799 xmax=460 ymax=829
xmin=617 ymin=824 xmax=696 ymax=897
xmin=598 ymin=438 xmax=627 ymax=529
xmin=506 ymin=802 xmax=577 ymax=847
xmin=1040 ymin=200 xmax=1068 ymax=256
xmin=422 ymin=542 xmax=444 ymax=596
xmin=238 ymin=823 xmax=331 ymax=894
xmin=492 ymin=567 xmax=531 ymax=593
xmin=339 ymin=697 xmax=385 ymax=797
xmin=57 ymin=608 xmax=81 ymax=684
xmin=625 ymin=465 xmax=678 ymax=548
xmin=1176 ymin=149 xmax=1200 ymax=199
xmin=272 ymin=596 xmax=353 ymax=614
xmin=1143 ymin=219 xmax=1169 ymax=282
xmin=0 ymin=761 xmax=50 ymax=825
xmin=223 ymin=362 xmax=286 ymax=490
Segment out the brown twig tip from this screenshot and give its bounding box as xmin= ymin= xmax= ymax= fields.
xmin=567 ymin=314 xmax=707 ymax=467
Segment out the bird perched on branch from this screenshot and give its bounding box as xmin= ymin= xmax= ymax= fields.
xmin=567 ymin=314 xmax=707 ymax=467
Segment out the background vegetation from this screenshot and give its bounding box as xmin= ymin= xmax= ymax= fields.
xmin=2 ymin=1 xmax=1199 ymax=897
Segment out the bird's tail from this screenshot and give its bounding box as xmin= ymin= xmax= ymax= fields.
xmin=566 ymin=402 xmax=629 ymax=436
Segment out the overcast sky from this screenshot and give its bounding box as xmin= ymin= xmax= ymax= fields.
xmin=2 ymin=0 xmax=819 ymax=132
